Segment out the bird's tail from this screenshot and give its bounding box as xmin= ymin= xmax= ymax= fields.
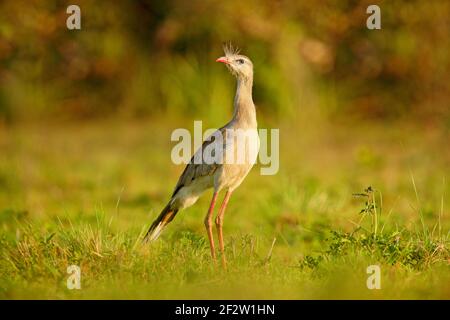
xmin=143 ymin=203 xmax=178 ymax=243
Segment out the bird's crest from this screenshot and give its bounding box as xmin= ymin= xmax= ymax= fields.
xmin=223 ymin=42 xmax=241 ymax=57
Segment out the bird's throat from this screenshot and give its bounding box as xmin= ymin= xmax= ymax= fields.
xmin=232 ymin=77 xmax=256 ymax=127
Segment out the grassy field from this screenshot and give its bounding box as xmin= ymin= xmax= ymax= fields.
xmin=0 ymin=117 xmax=449 ymax=299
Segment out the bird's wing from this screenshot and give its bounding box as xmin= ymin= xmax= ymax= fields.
xmin=171 ymin=126 xmax=228 ymax=197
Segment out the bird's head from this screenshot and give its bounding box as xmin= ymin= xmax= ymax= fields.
xmin=216 ymin=43 xmax=253 ymax=81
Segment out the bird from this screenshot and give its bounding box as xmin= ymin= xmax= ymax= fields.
xmin=144 ymin=43 xmax=259 ymax=267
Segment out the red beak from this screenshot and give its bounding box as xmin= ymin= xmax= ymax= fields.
xmin=216 ymin=57 xmax=229 ymax=64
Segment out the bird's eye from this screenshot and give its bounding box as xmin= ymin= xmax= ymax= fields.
xmin=236 ymin=59 xmax=245 ymax=64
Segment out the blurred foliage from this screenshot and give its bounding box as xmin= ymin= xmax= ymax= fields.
xmin=0 ymin=0 xmax=449 ymax=123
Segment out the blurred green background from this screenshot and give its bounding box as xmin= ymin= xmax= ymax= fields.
xmin=0 ymin=0 xmax=449 ymax=300
xmin=0 ymin=0 xmax=449 ymax=124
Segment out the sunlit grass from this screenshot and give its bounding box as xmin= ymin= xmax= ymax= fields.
xmin=0 ymin=117 xmax=448 ymax=299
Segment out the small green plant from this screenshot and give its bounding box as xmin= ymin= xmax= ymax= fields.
xmin=299 ymin=186 xmax=449 ymax=271
xmin=353 ymin=186 xmax=381 ymax=237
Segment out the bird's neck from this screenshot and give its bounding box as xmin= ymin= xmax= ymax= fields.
xmin=232 ymin=77 xmax=256 ymax=128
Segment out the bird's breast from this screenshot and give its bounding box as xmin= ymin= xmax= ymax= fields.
xmin=214 ymin=127 xmax=259 ymax=191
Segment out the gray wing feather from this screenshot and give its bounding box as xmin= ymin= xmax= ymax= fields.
xmin=171 ymin=126 xmax=227 ymax=197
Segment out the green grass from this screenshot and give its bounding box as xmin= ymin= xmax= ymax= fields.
xmin=0 ymin=118 xmax=449 ymax=299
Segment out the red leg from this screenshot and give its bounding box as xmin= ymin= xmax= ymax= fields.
xmin=205 ymin=192 xmax=218 ymax=261
xmin=215 ymin=190 xmax=232 ymax=268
